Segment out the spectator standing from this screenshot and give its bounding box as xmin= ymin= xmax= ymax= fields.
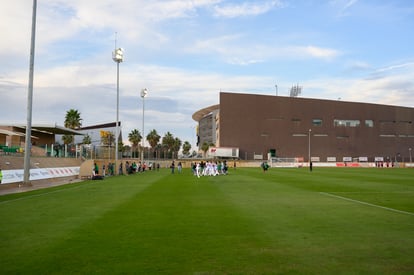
xmin=119 ymin=162 xmax=123 ymax=175
xmin=94 ymin=163 xmax=99 ymax=175
xmin=261 ymin=161 xmax=269 ymax=172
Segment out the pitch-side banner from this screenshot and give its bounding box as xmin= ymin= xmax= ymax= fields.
xmin=1 ymin=167 xmax=80 ymax=184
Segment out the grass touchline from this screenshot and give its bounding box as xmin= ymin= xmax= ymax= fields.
xmin=320 ymin=191 xmax=414 ymax=216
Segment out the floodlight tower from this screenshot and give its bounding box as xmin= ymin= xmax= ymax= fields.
xmin=141 ymin=88 xmax=148 ymax=164
xmin=112 ymin=47 xmax=124 ymax=175
xmin=290 ymin=84 xmax=302 ymax=97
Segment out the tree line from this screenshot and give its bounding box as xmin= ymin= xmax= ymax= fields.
xmin=62 ymin=109 xmax=195 ymax=158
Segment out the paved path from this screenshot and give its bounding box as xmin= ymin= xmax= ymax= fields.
xmin=0 ymin=177 xmax=82 ymax=196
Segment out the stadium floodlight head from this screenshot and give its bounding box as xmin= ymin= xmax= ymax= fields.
xmin=112 ymin=48 xmax=124 ymax=63
xmin=141 ymin=88 xmax=148 ymax=98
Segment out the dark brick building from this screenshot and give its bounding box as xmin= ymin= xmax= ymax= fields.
xmin=193 ymin=92 xmax=414 ymax=162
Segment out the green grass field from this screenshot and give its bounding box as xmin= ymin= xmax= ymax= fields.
xmin=1 ymin=167 xmax=413 ymax=274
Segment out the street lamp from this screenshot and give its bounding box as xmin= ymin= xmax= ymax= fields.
xmin=141 ymin=88 xmax=148 ymax=164
xmin=112 ymin=47 xmax=124 ymax=175
xmin=308 ymin=129 xmax=312 ymax=171
xmin=275 ymin=84 xmax=278 ymax=96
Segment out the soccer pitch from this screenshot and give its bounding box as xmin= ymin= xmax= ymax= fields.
xmin=1 ymin=167 xmax=413 ymax=274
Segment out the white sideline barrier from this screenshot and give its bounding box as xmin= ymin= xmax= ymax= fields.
xmin=1 ymin=167 xmax=80 ymax=184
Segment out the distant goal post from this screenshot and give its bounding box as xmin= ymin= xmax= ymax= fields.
xmin=269 ymin=157 xmax=304 ymax=168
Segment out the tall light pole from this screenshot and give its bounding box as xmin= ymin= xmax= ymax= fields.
xmin=112 ymin=47 xmax=124 ymax=175
xmin=141 ymin=88 xmax=148 ymax=164
xmin=275 ymin=84 xmax=278 ymax=96
xmin=23 ymin=0 xmax=37 ymax=185
xmin=308 ymin=129 xmax=312 ymax=170
xmin=409 ymin=148 xmax=412 ymax=163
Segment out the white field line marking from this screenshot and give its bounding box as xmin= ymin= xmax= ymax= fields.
xmin=320 ymin=192 xmax=414 ymax=216
xmin=0 ymin=183 xmax=94 ymax=205
xmin=332 ymin=191 xmax=414 ymax=194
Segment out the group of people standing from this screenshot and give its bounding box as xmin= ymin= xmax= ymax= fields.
xmin=92 ymin=161 xmax=161 ymax=178
xmin=93 ymin=162 xmax=116 ymax=177
xmin=170 ymin=161 xmax=183 ymax=174
xmin=192 ymin=160 xmax=229 ymax=178
xmin=125 ymin=161 xmax=151 ymax=174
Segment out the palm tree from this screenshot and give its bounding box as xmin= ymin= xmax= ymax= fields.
xmin=154 ymin=144 xmax=164 ymax=159
xmin=64 ymin=109 xmax=82 ymax=129
xmin=128 ymin=129 xmax=141 ymax=158
xmin=172 ymin=137 xmax=182 ymax=159
xmin=182 ymin=141 xmax=191 ymax=155
xmin=62 ymin=134 xmax=73 ymax=145
xmin=63 ymin=109 xmax=82 ymax=145
xmin=82 ymin=134 xmax=91 ymax=144
xmin=81 ymin=134 xmax=92 ymax=158
xmin=201 ymin=142 xmax=214 ymax=157
xmin=147 ymin=129 xmax=160 ymax=158
xmin=162 ymin=132 xmax=175 ymax=158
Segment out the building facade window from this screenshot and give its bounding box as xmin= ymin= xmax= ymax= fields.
xmin=365 ymin=120 xmax=374 ymax=127
xmin=334 ymin=119 xmax=360 ymax=127
xmin=379 ymin=120 xmax=395 ymax=124
xmin=312 ymin=119 xmax=323 ymax=126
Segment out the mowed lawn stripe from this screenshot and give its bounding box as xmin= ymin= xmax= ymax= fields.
xmin=0 ymin=173 xmax=161 ymax=274
xmin=18 ymin=170 xmax=282 ymax=274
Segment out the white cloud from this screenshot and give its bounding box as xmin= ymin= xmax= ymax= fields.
xmin=189 ymin=34 xmax=341 ymax=64
xmin=375 ymin=62 xmax=414 ymax=74
xmin=0 ymin=2 xmax=32 ymax=55
xmin=302 ymin=46 xmax=340 ymax=60
xmin=213 ymin=1 xmax=282 ymax=18
xmin=303 ymin=66 xmax=414 ymax=108
xmin=344 ymin=60 xmax=372 ymax=73
xmin=330 ymin=0 xmax=360 ymax=17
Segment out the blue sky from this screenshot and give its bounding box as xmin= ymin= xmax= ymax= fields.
xmin=1 ymin=0 xmax=413 ymax=149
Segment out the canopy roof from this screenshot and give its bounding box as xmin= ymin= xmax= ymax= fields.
xmin=0 ymin=124 xmax=83 ymax=136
